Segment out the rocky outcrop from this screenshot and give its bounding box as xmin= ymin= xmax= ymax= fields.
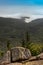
xmin=2 ymin=60 xmax=43 ymax=65
xmin=1 ymin=47 xmax=43 ymax=65
xmin=0 ymin=51 xmax=11 ymax=65
xmin=29 ymin=53 xmax=43 ymax=61
xmin=11 ymin=47 xmax=31 ymax=62
xmin=0 ymin=47 xmax=31 ymax=64
xmin=29 ymin=56 xmax=37 ymax=61
xmin=37 ymin=53 xmax=43 ymax=60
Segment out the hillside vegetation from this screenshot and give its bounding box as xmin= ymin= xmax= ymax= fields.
xmin=0 ymin=17 xmax=43 ymax=56
xmin=0 ymin=17 xmax=43 ymax=43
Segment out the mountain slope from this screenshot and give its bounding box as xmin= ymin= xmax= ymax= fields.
xmin=28 ymin=18 xmax=43 ymax=42
xmin=0 ymin=17 xmax=43 ymax=49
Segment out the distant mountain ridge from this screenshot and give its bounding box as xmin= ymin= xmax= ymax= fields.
xmin=0 ymin=17 xmax=43 ymax=49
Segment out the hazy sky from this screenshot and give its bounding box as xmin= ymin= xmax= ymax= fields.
xmin=0 ymin=0 xmax=43 ymax=22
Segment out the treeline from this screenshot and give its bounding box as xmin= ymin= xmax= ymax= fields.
xmin=0 ymin=31 xmax=43 ymax=58
xmin=21 ymin=32 xmax=43 ymax=56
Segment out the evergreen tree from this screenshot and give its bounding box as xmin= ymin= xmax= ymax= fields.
xmin=21 ymin=31 xmax=31 ymax=48
xmin=26 ymin=31 xmax=30 ymax=43
xmin=7 ymin=40 xmax=10 ymax=50
xmin=22 ymin=39 xmax=25 ymax=47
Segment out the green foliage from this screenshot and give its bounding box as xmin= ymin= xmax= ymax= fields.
xmin=0 ymin=17 xmax=43 ymax=45
xmin=27 ymin=43 xmax=42 ymax=56
xmin=21 ymin=34 xmax=42 ymax=56
xmin=22 ymin=31 xmax=31 ymax=48
xmin=41 ymin=44 xmax=43 ymax=52
xmin=7 ymin=40 xmax=14 ymax=50
xmin=0 ymin=50 xmax=4 ymax=57
xmin=22 ymin=39 xmax=25 ymax=47
xmin=7 ymin=40 xmax=10 ymax=50
xmin=25 ymin=42 xmax=31 ymax=48
xmin=26 ymin=32 xmax=29 ymax=43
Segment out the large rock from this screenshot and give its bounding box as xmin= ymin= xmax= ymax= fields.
xmin=29 ymin=56 xmax=37 ymax=61
xmin=37 ymin=53 xmax=43 ymax=60
xmin=29 ymin=53 xmax=43 ymax=61
xmin=0 ymin=47 xmax=31 ymax=64
xmin=0 ymin=51 xmax=11 ymax=65
xmin=10 ymin=47 xmax=31 ymax=62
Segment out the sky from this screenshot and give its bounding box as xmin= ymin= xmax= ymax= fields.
xmin=0 ymin=0 xmax=43 ymax=6
xmin=0 ymin=0 xmax=43 ymax=22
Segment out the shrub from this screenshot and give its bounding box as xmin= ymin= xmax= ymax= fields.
xmin=0 ymin=51 xmax=4 ymax=57
xmin=26 ymin=43 xmax=42 ymax=56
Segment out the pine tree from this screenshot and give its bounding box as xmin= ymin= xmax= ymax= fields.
xmin=7 ymin=40 xmax=10 ymax=50
xmin=22 ymin=39 xmax=25 ymax=47
xmin=25 ymin=31 xmax=30 ymax=43
xmin=25 ymin=31 xmax=31 ymax=48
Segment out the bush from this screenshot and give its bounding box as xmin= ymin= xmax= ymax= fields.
xmin=0 ymin=51 xmax=4 ymax=57
xmin=26 ymin=43 xmax=42 ymax=56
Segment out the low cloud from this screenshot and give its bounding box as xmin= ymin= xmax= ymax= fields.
xmin=0 ymin=5 xmax=43 ymax=22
